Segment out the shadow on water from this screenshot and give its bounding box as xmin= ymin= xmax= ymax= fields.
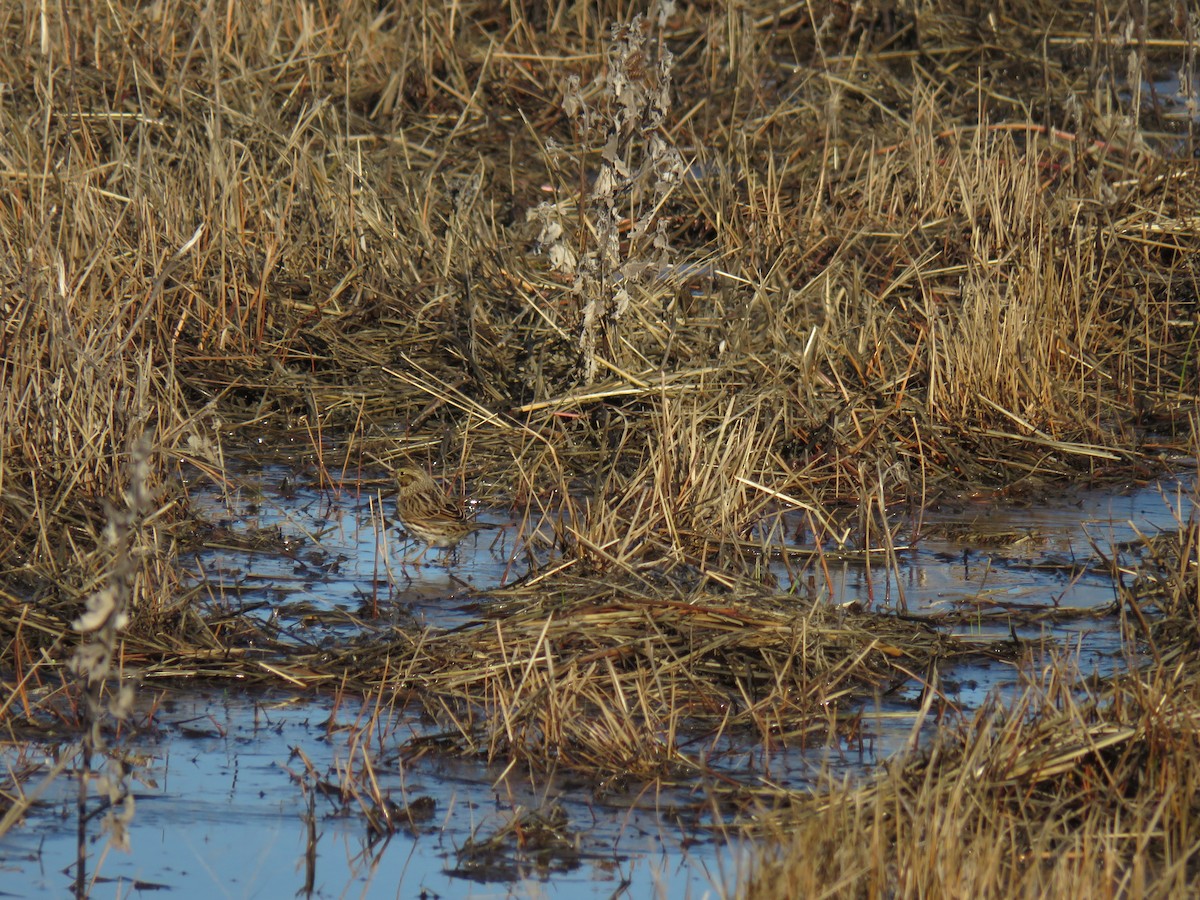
xmin=5 ymin=465 xmax=1193 ymax=897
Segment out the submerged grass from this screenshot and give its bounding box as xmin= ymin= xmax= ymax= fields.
xmin=1 ymin=0 xmax=1200 ymax=893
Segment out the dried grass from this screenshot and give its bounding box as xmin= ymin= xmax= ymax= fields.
xmin=742 ymin=645 xmax=1200 ymax=899
xmin=1 ymin=0 xmax=1200 ymax=891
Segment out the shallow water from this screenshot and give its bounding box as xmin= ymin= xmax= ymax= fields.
xmin=3 ymin=466 xmax=1194 ymax=897
xmin=5 ymin=689 xmax=734 ymax=898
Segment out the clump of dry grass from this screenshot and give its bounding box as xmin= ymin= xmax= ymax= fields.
xmin=300 ymin=571 xmax=992 ymax=780
xmin=742 ymin=640 xmax=1200 ymax=898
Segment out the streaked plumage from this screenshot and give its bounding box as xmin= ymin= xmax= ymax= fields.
xmin=394 ymin=466 xmax=490 ymax=550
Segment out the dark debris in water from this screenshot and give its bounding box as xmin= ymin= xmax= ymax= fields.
xmin=449 ymin=804 xmax=583 ymax=884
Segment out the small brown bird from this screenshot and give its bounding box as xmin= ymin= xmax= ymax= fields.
xmin=393 ymin=465 xmax=493 ymax=554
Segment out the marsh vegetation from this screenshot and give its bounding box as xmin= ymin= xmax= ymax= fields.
xmin=2 ymin=0 xmax=1199 ymax=895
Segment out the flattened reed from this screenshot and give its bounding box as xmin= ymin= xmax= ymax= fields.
xmin=370 ymin=574 xmax=972 ymax=774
